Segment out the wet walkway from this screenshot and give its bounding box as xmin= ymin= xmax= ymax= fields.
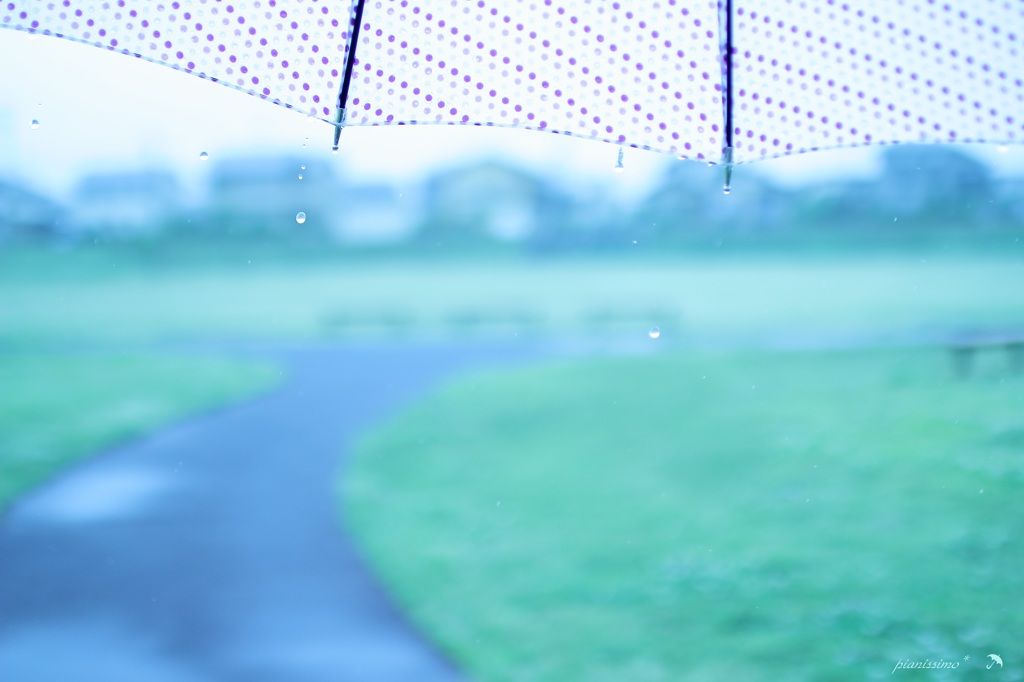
xmin=0 ymin=344 xmax=532 ymax=682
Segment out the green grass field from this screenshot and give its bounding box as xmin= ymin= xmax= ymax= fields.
xmin=344 ymin=347 xmax=1024 ymax=681
xmin=0 ymin=352 xmax=279 ymax=509
xmin=3 ymin=248 xmax=1024 ymax=347
xmin=3 ymin=245 xmax=1023 ymax=675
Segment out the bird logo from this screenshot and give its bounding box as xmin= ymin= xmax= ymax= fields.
xmin=987 ymin=654 xmax=1003 ymax=669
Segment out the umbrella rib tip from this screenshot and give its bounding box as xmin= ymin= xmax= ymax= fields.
xmin=331 ymin=107 xmax=347 ymax=151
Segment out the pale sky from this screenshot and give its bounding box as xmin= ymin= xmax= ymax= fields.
xmin=1 ymin=29 xmax=1021 ymax=204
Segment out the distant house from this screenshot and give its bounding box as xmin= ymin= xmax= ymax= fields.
xmin=875 ymin=145 xmax=994 ymax=221
xmin=423 ymin=161 xmax=571 ymax=242
xmin=208 ymin=156 xmax=340 ymax=232
xmin=71 ymin=170 xmax=181 ymax=235
xmin=330 ymin=183 xmax=421 ymax=245
xmin=640 ymin=160 xmax=789 ymax=235
xmin=0 ymin=180 xmax=63 ymax=241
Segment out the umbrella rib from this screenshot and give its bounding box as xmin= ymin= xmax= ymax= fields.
xmin=724 ymin=0 xmax=733 ymax=154
xmin=334 ymin=0 xmax=368 ymax=150
xmin=722 ymin=0 xmax=734 ymax=190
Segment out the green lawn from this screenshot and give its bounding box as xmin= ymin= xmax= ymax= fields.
xmin=344 ymin=347 xmax=1024 ymax=681
xmin=0 ymin=352 xmax=279 ymax=509
xmin=3 ymin=249 xmax=1024 ymax=346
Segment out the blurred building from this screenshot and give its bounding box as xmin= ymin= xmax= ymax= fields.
xmin=423 ymin=161 xmax=571 ymax=243
xmin=330 ymin=182 xmax=421 ymax=245
xmin=207 ymin=156 xmax=341 ymax=234
xmin=71 ymin=170 xmax=181 ymax=236
xmin=0 ymin=179 xmax=63 ymax=241
xmin=638 ymin=160 xmax=790 ymax=240
xmin=877 ymin=145 xmax=993 ymax=213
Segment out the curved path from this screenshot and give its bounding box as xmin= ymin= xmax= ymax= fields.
xmin=0 ymin=343 xmax=535 ymax=682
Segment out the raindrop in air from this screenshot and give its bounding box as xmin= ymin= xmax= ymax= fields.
xmin=300 ymin=165 xmax=306 ymax=170
xmin=298 ymin=174 xmax=303 ymax=180
xmin=199 ymin=151 xmax=209 ymax=160
xmin=648 ymin=325 xmax=661 ymax=339
xmin=295 ymin=212 xmax=307 ymax=224
xmin=30 ymin=119 xmax=39 ymax=129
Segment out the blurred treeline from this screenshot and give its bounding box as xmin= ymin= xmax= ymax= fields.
xmin=2 ymin=145 xmax=1022 ymax=255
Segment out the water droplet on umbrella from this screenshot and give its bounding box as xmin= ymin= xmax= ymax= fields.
xmin=648 ymin=325 xmax=661 ymax=339
xmin=30 ymin=119 xmax=39 ymax=129
xmin=199 ymin=151 xmax=209 ymax=160
xmin=295 ymin=212 xmax=306 ymax=224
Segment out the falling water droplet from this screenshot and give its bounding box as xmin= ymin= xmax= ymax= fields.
xmin=331 ymin=149 xmax=339 ymax=155
xmin=298 ymin=174 xmax=303 ymax=180
xmin=295 ymin=212 xmax=307 ymax=224
xmin=199 ymin=151 xmax=209 ymax=160
xmin=648 ymin=325 xmax=661 ymax=339
xmin=300 ymin=165 xmax=306 ymax=170
xmin=30 ymin=119 xmax=39 ymax=129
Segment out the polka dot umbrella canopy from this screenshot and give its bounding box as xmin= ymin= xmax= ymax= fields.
xmin=3 ymin=0 xmax=1022 ymax=168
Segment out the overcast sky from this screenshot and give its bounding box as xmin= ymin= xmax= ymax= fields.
xmin=1 ymin=30 xmax=1021 ymax=203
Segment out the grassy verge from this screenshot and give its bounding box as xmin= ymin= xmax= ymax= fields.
xmin=344 ymin=347 xmax=1024 ymax=681
xmin=0 ymin=352 xmax=281 ymax=509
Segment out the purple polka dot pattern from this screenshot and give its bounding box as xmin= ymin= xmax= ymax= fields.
xmin=345 ymin=0 xmax=725 ymax=159
xmin=730 ymin=0 xmax=1024 ymax=161
xmin=1 ymin=0 xmax=350 ymax=119
xmin=3 ymin=1 xmax=1022 ymax=163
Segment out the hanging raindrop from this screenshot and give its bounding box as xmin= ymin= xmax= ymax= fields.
xmin=295 ymin=212 xmax=307 ymax=224
xmin=648 ymin=325 xmax=661 ymax=340
xmin=30 ymin=119 xmax=39 ymax=129
xmin=199 ymin=151 xmax=209 ymax=161
xmin=614 ymin=146 xmax=625 ymax=173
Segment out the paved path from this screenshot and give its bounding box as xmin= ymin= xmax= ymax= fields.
xmin=0 ymin=344 xmax=533 ymax=682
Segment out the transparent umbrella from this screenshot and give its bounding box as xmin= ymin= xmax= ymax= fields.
xmin=3 ymin=0 xmax=1021 ymax=188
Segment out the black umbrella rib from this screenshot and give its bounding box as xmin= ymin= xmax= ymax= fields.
xmin=338 ymin=0 xmax=367 ymax=113
xmin=724 ymin=0 xmax=733 ymax=152
xmin=333 ymin=0 xmax=367 ymax=148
